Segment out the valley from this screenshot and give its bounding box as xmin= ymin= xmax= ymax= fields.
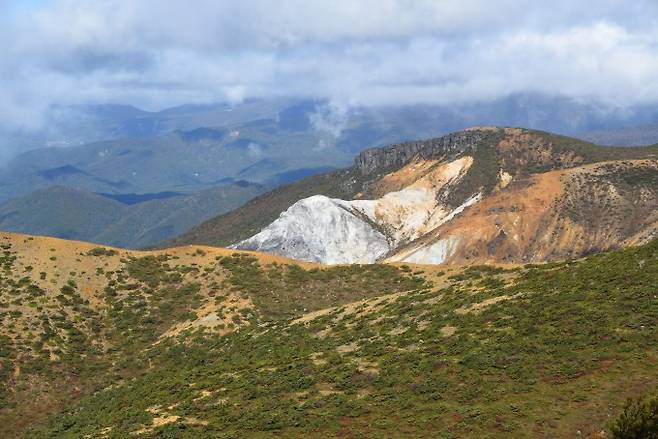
xmin=0 ymin=183 xmax=267 ymax=248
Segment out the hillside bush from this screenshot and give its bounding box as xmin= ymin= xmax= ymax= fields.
xmin=610 ymin=395 xmax=658 ymax=439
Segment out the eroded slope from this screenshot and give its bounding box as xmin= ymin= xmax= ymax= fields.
xmin=236 ymin=156 xmax=477 ymax=263
xmin=391 ymin=159 xmax=658 ymax=264
xmin=233 ymin=128 xmax=658 ymax=264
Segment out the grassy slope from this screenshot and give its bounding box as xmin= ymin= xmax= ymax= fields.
xmin=0 ymin=233 xmax=424 ymax=437
xmin=0 ymin=186 xmax=128 ymax=242
xmin=25 ymin=239 xmax=658 ymax=438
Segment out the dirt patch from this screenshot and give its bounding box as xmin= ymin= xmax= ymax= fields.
xmin=440 ymin=325 xmax=457 ymax=337
xmin=314 ymin=328 xmax=332 ymax=339
xmin=309 ymin=352 xmax=327 ymax=366
xmin=317 ymin=382 xmax=343 ymax=396
xmin=85 ymin=426 xmax=113 ymax=438
xmin=354 ymin=358 xmax=379 ymax=375
xmin=160 ymin=293 xmax=255 ymax=339
xmin=336 ymin=342 xmax=359 ymax=354
xmin=388 ymin=326 xmax=408 ymax=336
xmin=193 ymin=390 xmax=214 ymax=401
xmin=132 ymin=406 xmax=207 ymax=435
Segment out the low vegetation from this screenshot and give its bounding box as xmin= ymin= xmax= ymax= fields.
xmin=0 ymin=232 xmax=652 ymax=438
xmin=610 ymin=395 xmax=658 ymax=439
xmin=217 ymin=254 xmax=427 ymax=319
xmin=0 ymin=235 xmax=428 ymax=437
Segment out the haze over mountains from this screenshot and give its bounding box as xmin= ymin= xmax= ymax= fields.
xmin=5 ymin=94 xmax=658 ymax=163
xmin=2 ymin=96 xmax=658 ymax=248
xmin=0 ymin=183 xmax=265 ymax=248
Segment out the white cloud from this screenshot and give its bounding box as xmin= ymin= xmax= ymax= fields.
xmin=0 ymin=0 xmax=657 ymax=132
xmin=309 ymin=102 xmax=351 ymax=137
xmin=247 ymin=142 xmax=265 ymax=159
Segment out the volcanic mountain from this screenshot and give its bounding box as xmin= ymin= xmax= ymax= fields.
xmin=167 ymin=127 xmax=658 ymax=264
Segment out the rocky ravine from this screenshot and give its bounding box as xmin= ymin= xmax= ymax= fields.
xmin=235 ymin=128 xmax=658 ymax=264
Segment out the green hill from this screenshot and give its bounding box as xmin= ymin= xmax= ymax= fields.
xmin=0 ymin=232 xmax=655 ymax=437
xmin=0 ymin=186 xmax=127 ymax=241
xmin=0 ymin=183 xmax=265 ymax=248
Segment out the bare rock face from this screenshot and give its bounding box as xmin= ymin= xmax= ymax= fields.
xmin=235 ymin=151 xmax=658 ymax=265
xmin=354 ymin=130 xmax=489 ymax=175
xmin=234 ymin=195 xmax=391 ymax=264
xmin=387 ymin=159 xmax=658 ymax=265
xmin=235 ymin=157 xmax=478 ymax=264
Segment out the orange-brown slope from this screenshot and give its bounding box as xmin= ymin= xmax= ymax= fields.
xmin=389 ymin=159 xmax=658 ymax=264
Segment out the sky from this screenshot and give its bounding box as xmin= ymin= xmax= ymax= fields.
xmin=1 ymin=0 xmax=658 ymax=132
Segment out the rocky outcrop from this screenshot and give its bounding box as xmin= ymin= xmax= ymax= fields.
xmin=354 ymin=129 xmax=490 ymax=175
xmin=234 ymin=195 xmax=391 ymax=264
xmin=236 ymin=154 xmax=658 ymax=265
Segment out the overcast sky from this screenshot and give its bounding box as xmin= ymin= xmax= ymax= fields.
xmin=1 ymin=0 xmax=658 ymax=131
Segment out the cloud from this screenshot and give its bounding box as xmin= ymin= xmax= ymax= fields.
xmin=309 ymin=102 xmax=351 ymax=138
xmin=247 ymin=142 xmax=265 ymax=159
xmin=0 ymin=0 xmax=658 ymax=134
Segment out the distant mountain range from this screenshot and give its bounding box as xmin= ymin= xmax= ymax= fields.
xmin=5 ymin=93 xmax=658 ymax=154
xmin=4 ymin=94 xmax=658 ymax=204
xmin=0 ymin=183 xmax=265 ymax=248
xmin=0 ymin=120 xmax=347 ymax=204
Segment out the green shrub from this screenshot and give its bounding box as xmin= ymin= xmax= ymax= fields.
xmin=86 ymin=247 xmax=118 ymax=257
xmin=610 ymin=395 xmax=658 ymax=439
